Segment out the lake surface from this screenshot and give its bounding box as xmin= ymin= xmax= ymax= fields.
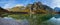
xmin=41 ymin=14 xmax=60 ymax=25
xmin=0 ymin=14 xmax=60 ymax=25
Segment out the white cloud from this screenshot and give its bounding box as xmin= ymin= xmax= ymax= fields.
xmin=3 ymin=0 xmax=15 ymax=9
xmin=15 ymin=4 xmax=24 ymax=7
xmin=3 ymin=3 xmax=10 ymax=8
xmin=3 ymin=3 xmax=24 ymax=9
xmin=3 ymin=0 xmax=25 ymax=9
xmin=51 ymin=0 xmax=60 ymax=8
xmin=40 ymin=0 xmax=60 ymax=9
xmin=4 ymin=0 xmax=60 ymax=9
xmin=3 ymin=3 xmax=13 ymax=9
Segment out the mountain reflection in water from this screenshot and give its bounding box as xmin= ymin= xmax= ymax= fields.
xmin=41 ymin=14 xmax=60 ymax=25
xmin=1 ymin=14 xmax=60 ymax=25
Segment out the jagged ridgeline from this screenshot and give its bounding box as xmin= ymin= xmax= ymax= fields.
xmin=26 ymin=2 xmax=53 ymax=14
xmin=25 ymin=2 xmax=53 ymax=25
xmin=9 ymin=2 xmax=53 ymax=14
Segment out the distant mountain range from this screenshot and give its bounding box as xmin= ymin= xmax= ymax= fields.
xmin=7 ymin=1 xmax=54 ymax=14
xmin=54 ymin=7 xmax=60 ymax=12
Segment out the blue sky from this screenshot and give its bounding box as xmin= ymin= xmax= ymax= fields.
xmin=0 ymin=0 xmax=60 ymax=9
